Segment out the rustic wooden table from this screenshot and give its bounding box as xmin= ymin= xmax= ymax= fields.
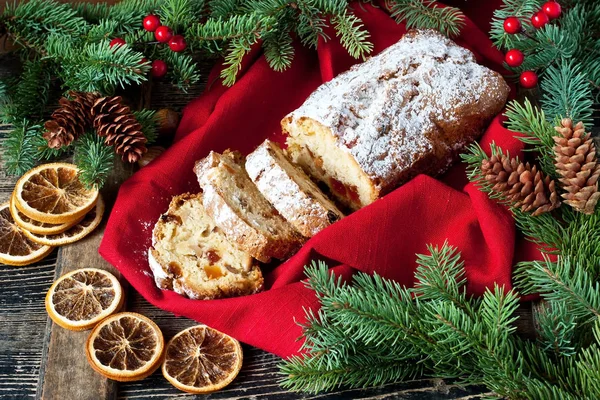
xmin=0 ymin=37 xmax=501 ymax=400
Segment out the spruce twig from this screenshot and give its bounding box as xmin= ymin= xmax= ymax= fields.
xmin=73 ymin=132 xmax=114 ymax=189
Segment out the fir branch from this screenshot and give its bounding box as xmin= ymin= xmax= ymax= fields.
xmin=534 ymin=301 xmax=577 ymax=357
xmin=503 ymin=99 xmax=557 ymax=178
xmin=220 ymin=38 xmax=257 ymax=86
xmin=0 ymin=120 xmax=43 ymax=176
xmin=280 ymin=246 xmax=552 ymax=397
xmin=332 ymin=10 xmax=373 ymax=59
xmin=2 ymin=0 xmax=89 ymax=49
xmin=47 ymin=37 xmax=149 ymax=94
xmin=540 ymin=61 xmax=594 ymax=127
xmin=263 ymin=30 xmax=295 ymax=72
xmin=514 ymin=257 xmax=600 ymax=324
xmin=158 ymin=0 xmax=202 ymax=33
xmin=388 ymin=0 xmax=465 ymax=37
xmin=133 ymin=109 xmax=159 ymax=145
xmin=0 ymin=59 xmax=52 ymax=125
xmin=105 ymin=0 xmax=162 ymax=33
xmin=73 ymin=132 xmax=114 ymax=189
xmin=156 ymin=48 xmax=201 ymax=92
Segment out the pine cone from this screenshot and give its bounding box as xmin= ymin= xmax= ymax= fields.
xmin=91 ymin=96 xmax=147 ymax=163
xmin=43 ymin=91 xmax=99 ymax=149
xmin=481 ymin=154 xmax=560 ymax=216
xmin=553 ymin=118 xmax=600 ymax=215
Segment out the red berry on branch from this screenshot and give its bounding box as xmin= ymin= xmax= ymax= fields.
xmin=143 ymin=14 xmax=161 ymax=32
xmin=505 ymin=49 xmax=524 ymax=68
xmin=140 ymin=57 xmax=149 ymax=65
xmin=503 ymin=17 xmax=522 ymax=34
xmin=542 ymin=1 xmax=562 ymax=20
xmin=109 ymin=38 xmax=126 ymax=48
xmin=154 ymin=26 xmax=173 ymax=43
xmin=152 ymin=60 xmax=168 ymax=78
xmin=531 ymin=11 xmax=549 ymax=29
xmin=520 ymin=71 xmax=538 ymax=88
xmin=168 ymin=35 xmax=187 ymax=52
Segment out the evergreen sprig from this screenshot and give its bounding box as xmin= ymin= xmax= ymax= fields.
xmin=280 ymin=245 xmax=600 ymax=398
xmin=388 ymin=0 xmax=465 ymax=37
xmin=503 ymin=98 xmax=557 ymax=178
xmin=73 ymin=132 xmax=115 ymax=189
xmin=0 ymin=120 xmax=44 ymax=176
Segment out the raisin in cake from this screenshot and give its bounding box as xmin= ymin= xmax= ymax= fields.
xmin=282 ymin=29 xmax=510 ymax=210
xmin=245 ymin=140 xmax=343 ymax=237
xmin=148 ymin=193 xmax=264 ymax=300
xmin=194 ymin=150 xmax=303 ymax=262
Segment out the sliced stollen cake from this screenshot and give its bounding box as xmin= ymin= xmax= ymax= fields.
xmin=148 ymin=193 xmax=264 ymax=300
xmin=194 ymin=150 xmax=303 ymax=262
xmin=245 ymin=139 xmax=344 ymax=237
xmin=282 ymin=29 xmax=510 ymax=210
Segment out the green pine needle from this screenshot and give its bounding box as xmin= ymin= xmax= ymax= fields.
xmin=541 ymin=61 xmax=594 ymax=127
xmin=389 ymin=0 xmax=465 ymax=37
xmin=1 ymin=120 xmax=43 ymax=176
xmin=74 ymin=132 xmax=114 ymax=189
xmin=503 ymin=99 xmax=557 ymax=178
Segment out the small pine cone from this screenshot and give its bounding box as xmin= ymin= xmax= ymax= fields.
xmin=91 ymin=96 xmax=147 ymax=163
xmin=553 ymin=118 xmax=600 ymax=215
xmin=43 ymin=91 xmax=99 ymax=149
xmin=481 ymin=154 xmax=560 ymax=216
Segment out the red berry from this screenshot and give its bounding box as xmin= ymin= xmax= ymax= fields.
xmin=151 ymin=60 xmax=168 ymax=78
xmin=542 ymin=1 xmax=562 ymax=20
xmin=154 ymin=26 xmax=173 ymax=43
xmin=531 ymin=11 xmax=549 ymax=29
xmin=143 ymin=14 xmax=161 ymax=32
xmin=168 ymin=35 xmax=187 ymax=52
xmin=520 ymin=71 xmax=538 ymax=88
xmin=503 ymin=17 xmax=522 ymax=34
xmin=505 ymin=49 xmax=524 ymax=68
xmin=109 ymin=38 xmax=126 ymax=48
xmin=140 ymin=57 xmax=149 ymax=65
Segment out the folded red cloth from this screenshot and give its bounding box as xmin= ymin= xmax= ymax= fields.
xmin=99 ymin=1 xmax=544 ymax=358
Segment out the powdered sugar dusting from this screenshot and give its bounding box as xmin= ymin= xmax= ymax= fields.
xmin=246 ymin=141 xmax=343 ymax=237
xmin=286 ymin=29 xmax=509 ymax=183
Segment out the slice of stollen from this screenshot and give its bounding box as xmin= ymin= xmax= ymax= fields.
xmin=246 ymin=140 xmax=343 ymax=238
xmin=148 ymin=193 xmax=264 ymax=300
xmin=194 ymin=150 xmax=303 ymax=263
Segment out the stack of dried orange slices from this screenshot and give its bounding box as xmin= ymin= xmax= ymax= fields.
xmin=0 ymin=163 xmax=104 ymax=266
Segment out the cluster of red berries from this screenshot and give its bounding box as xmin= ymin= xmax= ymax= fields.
xmin=502 ymin=1 xmax=562 ymax=88
xmin=108 ymin=14 xmax=189 ymax=79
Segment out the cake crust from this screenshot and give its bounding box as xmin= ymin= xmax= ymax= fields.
xmin=194 ymin=151 xmax=303 ymax=262
xmin=282 ymin=29 xmax=510 ymax=209
xmin=245 ymin=140 xmax=344 ymax=237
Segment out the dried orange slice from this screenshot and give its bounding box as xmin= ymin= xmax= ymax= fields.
xmin=86 ymin=312 xmax=164 ymax=382
xmin=45 ymin=267 xmax=123 ymax=331
xmin=0 ymin=202 xmax=53 ymax=266
xmin=9 ymin=193 xmax=83 ymax=235
xmin=22 ymin=196 xmax=104 ymax=246
xmin=14 ymin=163 xmax=99 ymax=224
xmin=162 ymin=325 xmax=243 ymax=394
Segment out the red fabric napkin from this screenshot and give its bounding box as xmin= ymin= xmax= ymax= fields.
xmin=99 ymin=1 xmax=544 ymax=358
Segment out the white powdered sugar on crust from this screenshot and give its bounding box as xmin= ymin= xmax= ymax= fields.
xmin=285 ymin=29 xmax=509 ymax=184
xmin=246 ymin=141 xmax=341 ymax=237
